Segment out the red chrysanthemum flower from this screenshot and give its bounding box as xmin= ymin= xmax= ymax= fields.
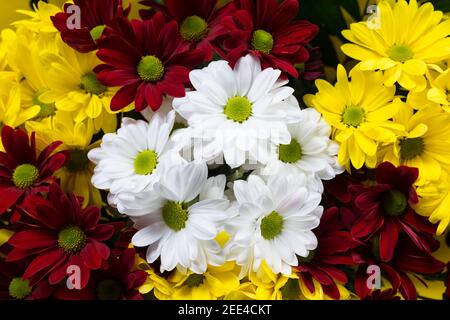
xmin=0 ymin=126 xmax=67 ymax=215
xmin=51 ymin=0 xmax=130 ymax=53
xmin=6 ymin=183 xmax=115 ymax=289
xmin=214 ymin=0 xmax=318 ymax=77
xmin=354 ymin=235 xmax=445 ymax=300
xmin=140 ymin=0 xmax=234 ymax=61
xmin=95 ymin=13 xmax=205 ymax=111
xmin=294 ymin=207 xmax=358 ymax=299
xmin=51 ymin=248 xmax=147 ymax=300
xmin=349 ymin=162 xmax=437 ymax=262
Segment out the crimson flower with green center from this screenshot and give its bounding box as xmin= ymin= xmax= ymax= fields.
xmin=6 ymin=184 xmax=115 ymax=289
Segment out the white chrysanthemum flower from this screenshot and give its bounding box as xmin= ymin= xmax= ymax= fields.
xmin=88 ymin=111 xmax=183 ymax=195
xmin=260 ymin=108 xmax=343 ymax=187
xmin=130 ymin=162 xmax=229 ymax=274
xmin=226 ymin=174 xmax=323 ymax=276
xmin=173 ymin=54 xmax=301 ymax=168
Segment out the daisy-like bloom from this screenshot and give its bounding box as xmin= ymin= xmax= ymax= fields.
xmin=95 ymin=13 xmax=205 ymax=111
xmin=349 ymin=162 xmax=438 ymax=261
xmin=6 ymin=183 xmax=115 ymax=289
xmin=216 ymin=0 xmax=318 ymax=77
xmin=304 ymin=65 xmax=404 ymax=170
xmin=408 ymin=69 xmax=450 ymax=112
xmin=26 ymin=112 xmax=102 ymax=207
xmin=169 ymin=262 xmax=240 ymax=300
xmin=130 ymin=162 xmax=229 ymax=274
xmin=415 ymin=171 xmax=450 ymax=235
xmin=381 ymin=103 xmax=450 ymax=184
xmin=140 ymin=0 xmax=235 ymax=61
xmin=88 ymin=111 xmax=182 ymax=199
xmin=51 ymin=0 xmax=130 ymax=53
xmin=226 ymin=174 xmax=322 ymax=276
xmin=354 ymin=235 xmax=445 ymax=300
xmin=341 ymin=0 xmax=450 ymax=92
xmin=294 ymin=207 xmax=357 ymax=300
xmin=0 ymin=126 xmax=67 ymax=214
xmin=261 ymin=108 xmax=342 ymax=187
xmin=38 ymin=38 xmax=124 ymax=133
xmin=51 ymin=248 xmax=147 ymax=300
xmin=173 ymin=54 xmax=301 ymax=168
xmin=0 ymin=259 xmax=36 ymax=300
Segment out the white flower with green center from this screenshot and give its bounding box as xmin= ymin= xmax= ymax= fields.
xmin=225 ymin=174 xmax=322 ymax=276
xmin=88 ymin=111 xmax=184 ymax=198
xmin=129 ymin=162 xmax=229 ymax=274
xmin=173 ymin=54 xmax=301 ymax=168
xmin=261 ymin=108 xmax=343 ymax=189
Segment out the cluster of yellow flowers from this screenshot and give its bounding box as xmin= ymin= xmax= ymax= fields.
xmin=305 ymin=0 xmax=450 ymax=235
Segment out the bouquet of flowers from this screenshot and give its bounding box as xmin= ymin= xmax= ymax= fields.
xmin=0 ymin=0 xmax=449 ymax=301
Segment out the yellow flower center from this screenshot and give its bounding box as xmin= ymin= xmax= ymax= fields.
xmin=388 ymin=44 xmax=414 ymax=63
xmin=382 ymin=189 xmax=407 ymax=217
xmin=342 ymin=105 xmax=365 ymax=127
xmin=90 ymin=25 xmax=106 ymax=41
xmin=260 ymin=211 xmax=283 ymax=240
xmin=8 ymin=278 xmax=32 ymax=300
xmin=162 ymin=201 xmax=188 ymax=231
xmin=251 ymin=29 xmax=274 ymax=54
xmin=224 ymin=96 xmax=252 ymax=123
xmin=80 ymin=73 xmax=107 ymax=95
xmin=399 ymin=137 xmax=424 ymax=160
xmin=137 ymin=55 xmax=165 ymax=82
xmin=134 ymin=150 xmax=158 ymax=175
xmin=279 ymin=138 xmax=302 ymax=163
xmin=12 ymin=164 xmax=39 ymax=189
xmin=280 ymin=278 xmax=300 ymax=300
xmin=58 ymin=225 xmax=87 ymax=253
xmin=185 ymin=274 xmax=205 ymax=287
xmin=180 ymin=15 xmax=208 ymax=42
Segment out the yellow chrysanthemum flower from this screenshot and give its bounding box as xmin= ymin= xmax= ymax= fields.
xmin=381 ymin=103 xmax=450 ymax=185
xmin=415 ymin=171 xmax=450 ymax=235
xmin=408 ymin=68 xmax=450 ymax=112
xmin=37 ymin=38 xmax=122 ymax=133
xmin=26 ymin=112 xmax=101 ymax=207
xmin=136 ymin=256 xmax=174 ymax=300
xmin=304 ymin=65 xmax=403 ymax=170
xmin=13 ymin=1 xmax=60 ymax=36
xmin=169 ymin=262 xmax=240 ymax=300
xmin=341 ymin=0 xmax=450 ymax=92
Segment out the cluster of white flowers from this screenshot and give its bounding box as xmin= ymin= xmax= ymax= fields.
xmin=88 ymin=55 xmax=342 ymax=276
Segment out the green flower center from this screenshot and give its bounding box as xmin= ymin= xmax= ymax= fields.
xmin=134 ymin=150 xmax=158 ymax=175
xmin=180 ymin=15 xmax=208 ymax=42
xmin=96 ymin=279 xmax=122 ymax=300
xmin=279 ymin=138 xmax=302 ymax=163
xmin=342 ymin=105 xmax=365 ymax=127
xmin=58 ymin=225 xmax=87 ymax=253
xmin=388 ymin=44 xmax=414 ymax=63
xmin=224 ymin=96 xmax=252 ymax=123
xmin=32 ymin=94 xmax=56 ymax=120
xmin=297 ymin=250 xmax=316 ymax=264
xmin=80 ymin=73 xmax=107 ymax=95
xmin=162 ymin=201 xmax=188 ymax=231
xmin=382 ymin=189 xmax=407 ymax=217
xmin=137 ymin=55 xmax=165 ymax=82
xmin=66 ymin=149 xmax=90 ymax=172
xmin=251 ymin=29 xmax=274 ymax=54
xmin=90 ymin=25 xmax=106 ymax=41
xmin=184 ymin=274 xmax=205 ymax=287
xmin=12 ymin=164 xmax=39 ymax=189
xmin=260 ymin=211 xmax=284 ymax=240
xmin=280 ymin=278 xmax=300 ymax=300
xmin=399 ymin=137 xmax=425 ymax=161
xmin=8 ymin=277 xmax=32 ymax=300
